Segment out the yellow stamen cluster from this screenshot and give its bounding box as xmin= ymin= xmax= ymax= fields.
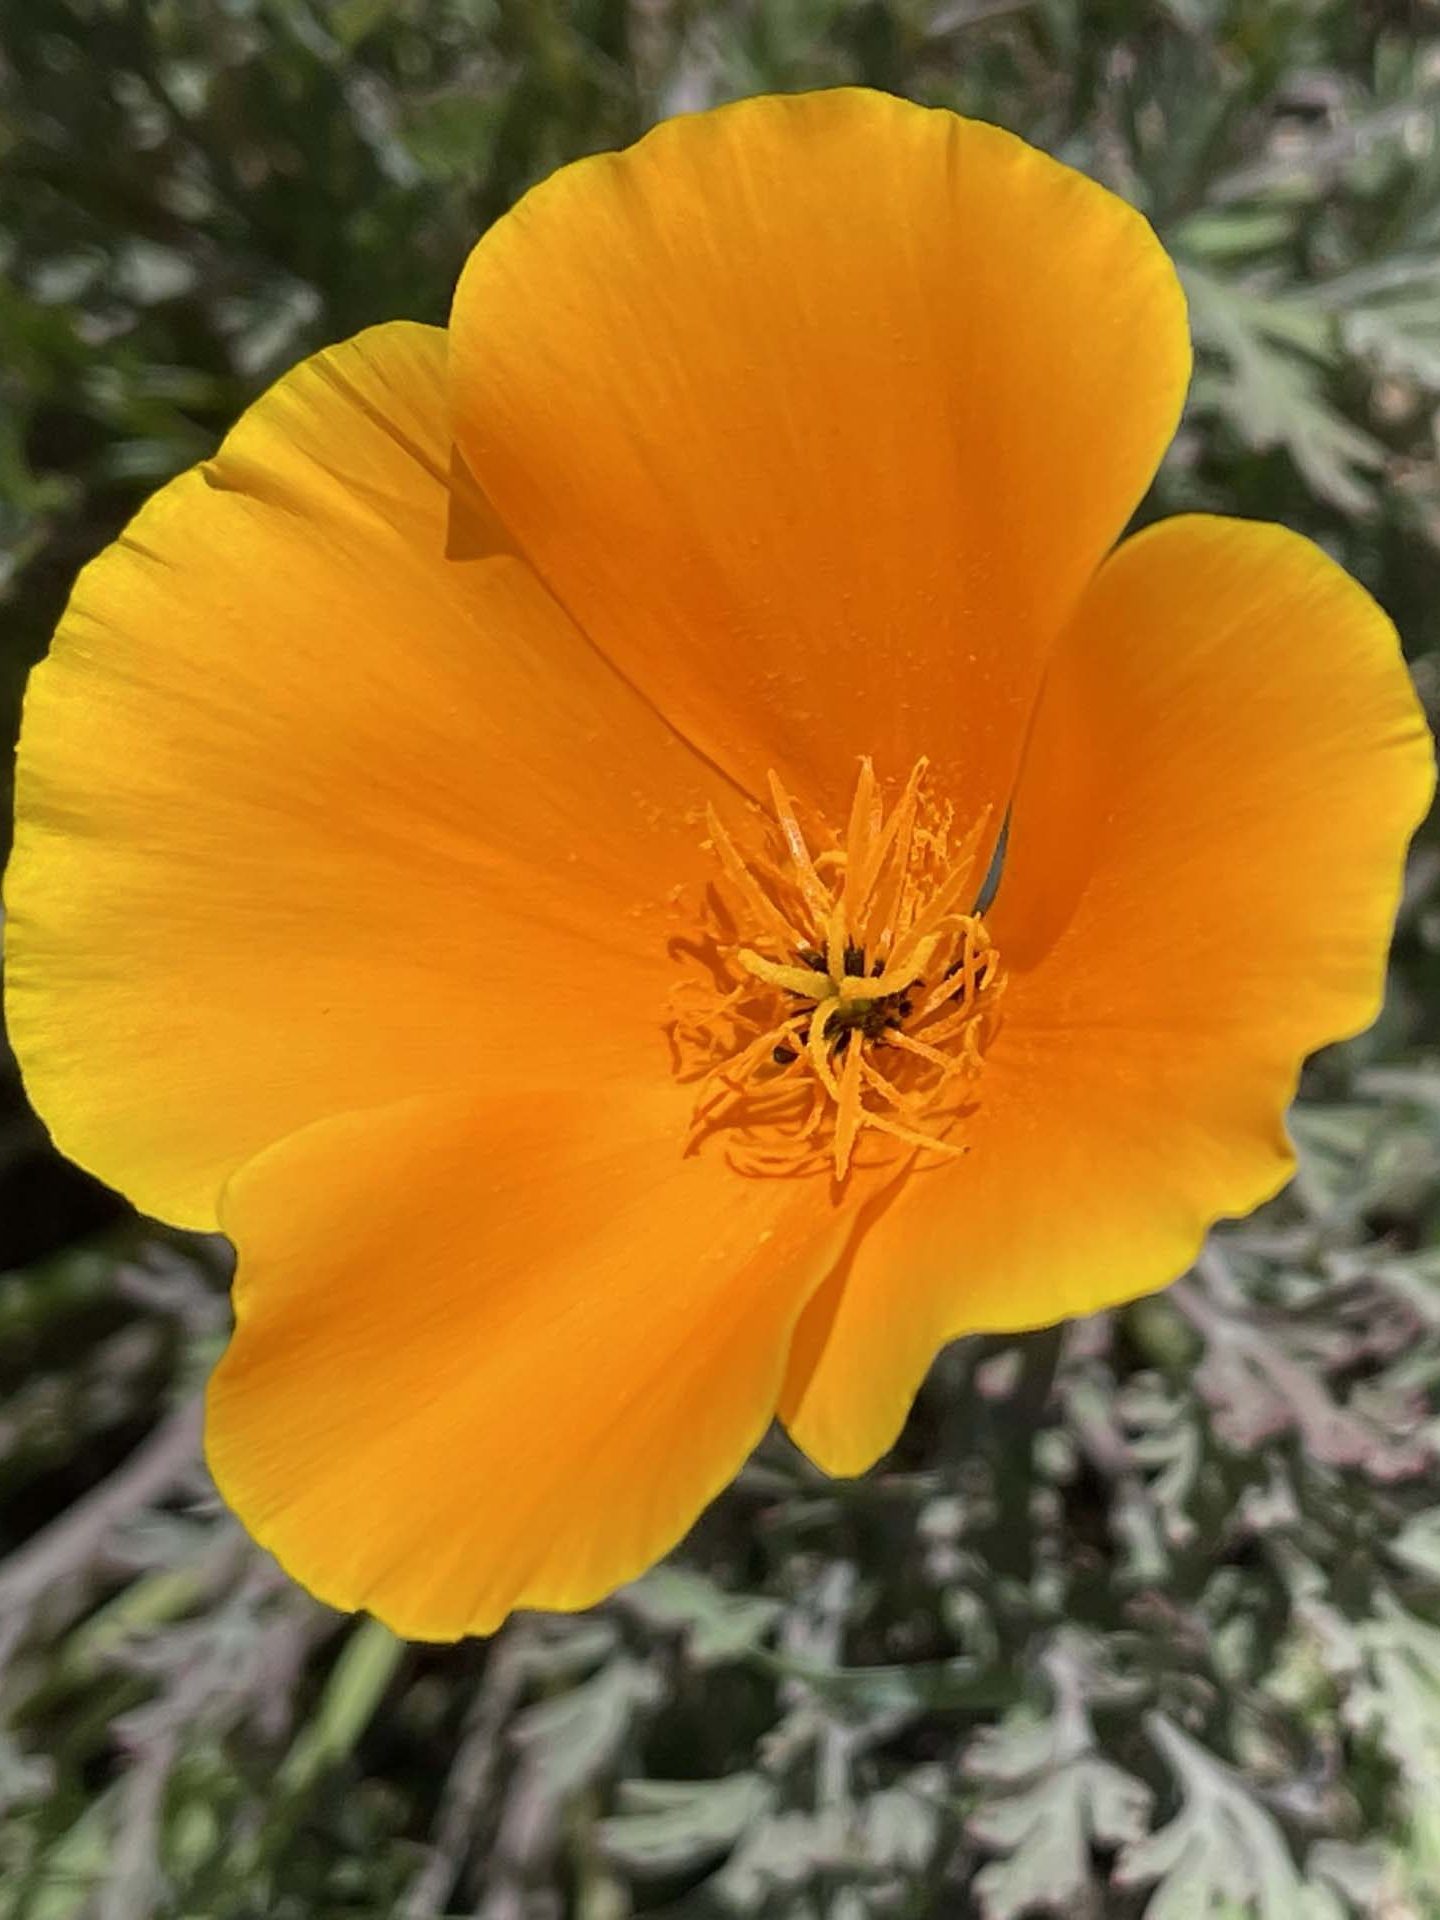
xmin=668 ymin=759 xmax=1006 ymax=1180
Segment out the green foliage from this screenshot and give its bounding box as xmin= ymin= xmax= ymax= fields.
xmin=3 ymin=0 xmax=1440 ymax=1914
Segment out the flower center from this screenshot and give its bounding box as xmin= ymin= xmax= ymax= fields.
xmin=668 ymin=759 xmax=1006 ymax=1180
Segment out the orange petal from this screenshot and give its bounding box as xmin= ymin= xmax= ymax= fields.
xmin=450 ymin=88 xmax=1189 ymax=823
xmin=5 ymin=322 xmax=747 ymax=1231
xmin=783 ymin=515 xmax=1433 ymax=1474
xmin=205 ymin=1084 xmax=849 ymax=1640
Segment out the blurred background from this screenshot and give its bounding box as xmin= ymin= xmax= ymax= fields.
xmin=4 ymin=1 xmax=1440 ymax=1914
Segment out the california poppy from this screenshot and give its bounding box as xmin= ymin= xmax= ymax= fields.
xmin=5 ymin=90 xmax=1431 ymax=1639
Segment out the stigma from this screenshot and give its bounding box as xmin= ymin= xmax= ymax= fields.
xmin=669 ymin=759 xmax=1006 ymax=1180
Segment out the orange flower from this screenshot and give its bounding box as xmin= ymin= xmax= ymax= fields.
xmin=5 ymin=91 xmax=1432 ymax=1639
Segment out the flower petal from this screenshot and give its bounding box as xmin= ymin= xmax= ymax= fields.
xmin=5 ymin=322 xmax=748 ymax=1231
xmin=783 ymin=514 xmax=1433 ymax=1474
xmin=205 ymin=1084 xmax=849 ymax=1640
xmin=450 ymin=88 xmax=1189 ymax=821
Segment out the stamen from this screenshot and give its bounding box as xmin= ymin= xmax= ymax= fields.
xmin=807 ymin=997 xmax=844 ymax=1101
xmin=853 ymin=935 xmax=940 ymax=1001
xmin=824 ymin=901 xmax=848 ymax=984
xmin=738 ymin=950 xmax=838 ymax=998
xmin=887 ymin=1029 xmax=963 ymax=1075
xmin=831 ymin=1036 xmax=865 ymax=1180
xmin=859 ymin=1054 xmax=922 ymax=1111
xmin=668 ymin=759 xmax=1005 ymax=1180
xmin=705 ymin=805 xmax=806 ymax=951
xmin=766 ymin=772 xmax=833 ymax=923
xmin=840 ymin=757 xmax=882 ymax=930
xmin=885 ymin=808 xmax=992 ymax=980
xmin=857 ymin=756 xmax=926 ymax=948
